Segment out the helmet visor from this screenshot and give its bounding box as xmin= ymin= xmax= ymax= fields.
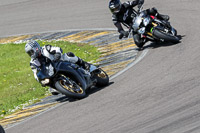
xmin=27 ymin=50 xmax=34 ymax=57
xmin=113 ymin=7 xmax=121 ymax=13
xmin=110 ymin=2 xmax=121 ymax=14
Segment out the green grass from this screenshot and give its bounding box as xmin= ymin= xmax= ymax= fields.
xmin=0 ymin=40 xmax=100 ymax=118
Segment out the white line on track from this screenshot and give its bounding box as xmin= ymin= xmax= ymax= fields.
xmin=110 ymin=48 xmax=149 ymax=80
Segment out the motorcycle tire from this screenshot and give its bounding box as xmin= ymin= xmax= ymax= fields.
xmin=173 ymin=28 xmax=177 ymax=36
xmin=55 ymin=79 xmax=86 ymax=99
xmin=153 ymin=29 xmax=180 ymax=43
xmin=0 ymin=125 xmax=5 ymax=133
xmin=93 ymin=68 xmax=109 ymax=87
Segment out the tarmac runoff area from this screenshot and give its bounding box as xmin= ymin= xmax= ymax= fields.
xmin=0 ymin=30 xmax=145 ymax=129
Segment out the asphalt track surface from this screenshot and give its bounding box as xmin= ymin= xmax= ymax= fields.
xmin=2 ymin=0 xmax=200 ymax=133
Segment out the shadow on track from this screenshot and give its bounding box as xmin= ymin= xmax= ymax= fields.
xmin=140 ymin=35 xmax=185 ymax=50
xmin=54 ymin=82 xmax=114 ymax=102
xmin=86 ymin=82 xmax=114 ymax=96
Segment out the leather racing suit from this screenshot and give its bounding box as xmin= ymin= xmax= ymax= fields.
xmin=30 ymin=45 xmax=85 ymax=82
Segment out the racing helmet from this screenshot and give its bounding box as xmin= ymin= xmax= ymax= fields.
xmin=25 ymin=40 xmax=41 ymax=59
xmin=109 ymin=0 xmax=122 ymax=14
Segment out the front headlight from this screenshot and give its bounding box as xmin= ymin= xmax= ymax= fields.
xmin=143 ymin=17 xmax=150 ymax=26
xmin=41 ymin=79 xmax=50 ymax=85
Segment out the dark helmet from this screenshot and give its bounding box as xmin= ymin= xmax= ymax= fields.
xmin=25 ymin=40 xmax=41 ymax=59
xmin=109 ymin=0 xmax=122 ymax=14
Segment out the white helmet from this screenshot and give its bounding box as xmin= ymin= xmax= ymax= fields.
xmin=25 ymin=40 xmax=41 ymax=59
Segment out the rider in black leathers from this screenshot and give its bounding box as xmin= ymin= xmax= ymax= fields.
xmin=109 ymin=0 xmax=170 ymax=49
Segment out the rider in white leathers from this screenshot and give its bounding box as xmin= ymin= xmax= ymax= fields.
xmin=25 ymin=40 xmax=90 ymax=95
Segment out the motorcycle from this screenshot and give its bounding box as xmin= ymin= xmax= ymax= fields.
xmin=129 ymin=5 xmax=180 ymax=44
xmin=36 ymin=61 xmax=109 ymax=99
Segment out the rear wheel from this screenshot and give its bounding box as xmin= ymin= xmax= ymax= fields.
xmin=55 ymin=78 xmax=86 ymax=99
xmin=93 ymin=68 xmax=109 ymax=87
xmin=153 ymin=29 xmax=180 ymax=43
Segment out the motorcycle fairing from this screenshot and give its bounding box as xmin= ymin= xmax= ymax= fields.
xmin=55 ymin=61 xmax=87 ymax=90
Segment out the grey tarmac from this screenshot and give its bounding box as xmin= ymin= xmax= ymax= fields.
xmin=1 ymin=0 xmax=200 ymax=133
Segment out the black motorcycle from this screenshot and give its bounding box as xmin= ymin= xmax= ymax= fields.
xmin=37 ymin=61 xmax=109 ymax=99
xmin=129 ymin=5 xmax=180 ymax=44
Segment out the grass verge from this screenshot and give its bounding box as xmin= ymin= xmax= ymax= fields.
xmin=0 ymin=40 xmax=100 ymax=118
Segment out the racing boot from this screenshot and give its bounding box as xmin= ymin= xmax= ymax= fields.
xmin=149 ymin=8 xmax=169 ymax=21
xmin=156 ymin=13 xmax=170 ymax=21
xmin=76 ymin=57 xmax=90 ymax=71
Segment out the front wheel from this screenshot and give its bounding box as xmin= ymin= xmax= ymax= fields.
xmin=93 ymin=68 xmax=109 ymax=87
xmin=55 ymin=78 xmax=86 ymax=99
xmin=153 ymin=29 xmax=180 ymax=43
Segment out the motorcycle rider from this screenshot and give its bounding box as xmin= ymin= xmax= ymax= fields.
xmin=109 ymin=0 xmax=170 ymax=49
xmin=25 ymin=40 xmax=90 ymax=95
